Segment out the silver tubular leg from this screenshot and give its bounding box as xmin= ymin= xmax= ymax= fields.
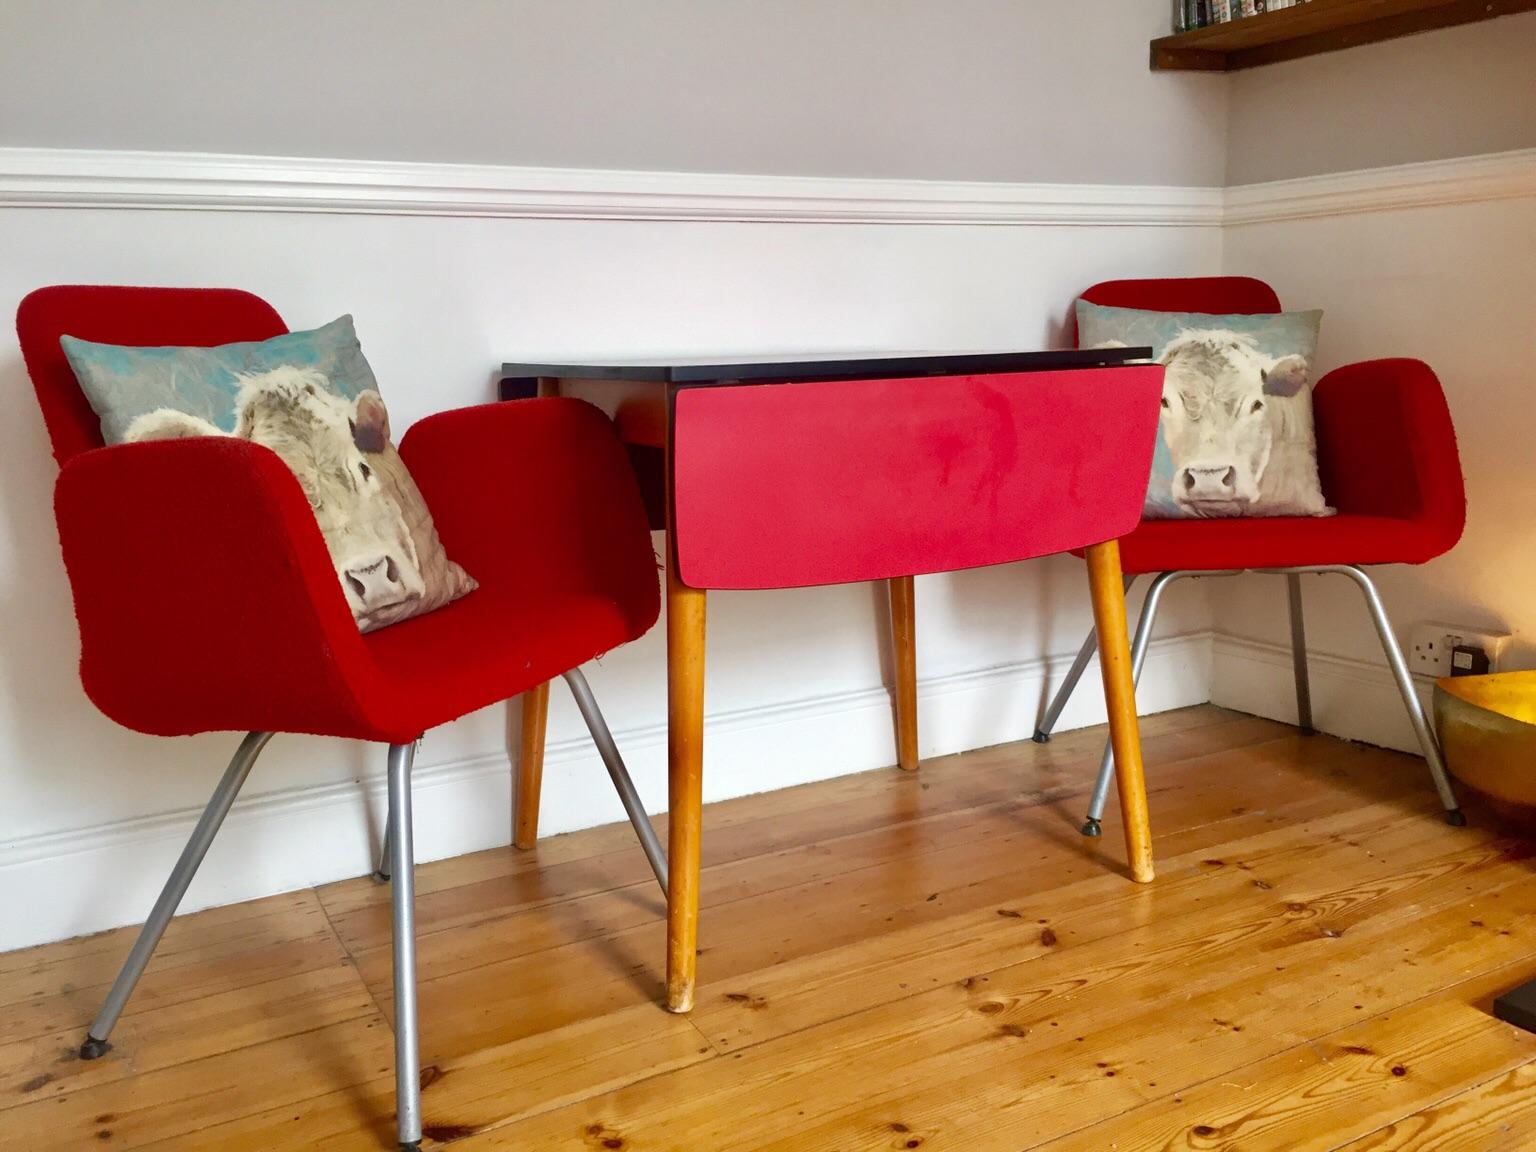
xmin=1334 ymin=565 xmax=1464 ymax=824
xmin=562 ymin=668 xmax=668 ymax=891
xmin=374 ymin=798 xmax=393 ymax=890
xmin=1035 ymin=575 xmax=1136 ymax=743
xmin=1083 ymin=572 xmax=1183 ymax=836
xmin=375 ymin=801 xmax=393 ymax=884
xmin=1287 ymin=573 xmax=1315 ymax=734
xmin=388 ymin=741 xmax=423 ymax=1150
xmin=80 ymin=730 xmax=274 ymax=1059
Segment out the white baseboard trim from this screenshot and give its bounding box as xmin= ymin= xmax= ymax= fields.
xmin=3 ymin=145 xmax=1532 ymax=230
xmin=1209 ymin=632 xmax=1432 ymax=756
xmin=0 ymin=630 xmax=1212 ymax=952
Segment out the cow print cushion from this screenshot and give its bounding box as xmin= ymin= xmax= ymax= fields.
xmin=1076 ymin=300 xmax=1333 ymax=520
xmin=61 ymin=317 xmax=476 ymax=631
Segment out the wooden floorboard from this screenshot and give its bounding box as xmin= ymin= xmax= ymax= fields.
xmin=3 ymin=704 xmax=1533 ymax=1151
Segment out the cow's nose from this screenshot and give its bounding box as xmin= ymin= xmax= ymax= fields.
xmin=1180 ymin=465 xmax=1238 ymax=499
xmin=344 ymin=555 xmax=405 ymax=609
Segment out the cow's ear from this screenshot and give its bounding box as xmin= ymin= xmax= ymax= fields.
xmin=1261 ymin=355 xmax=1309 ymax=397
xmin=351 ymin=390 xmax=391 ymax=454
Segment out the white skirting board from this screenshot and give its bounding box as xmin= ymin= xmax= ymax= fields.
xmin=0 ymin=631 xmax=1212 ymax=953
xmin=1209 ymin=632 xmax=1431 ymax=756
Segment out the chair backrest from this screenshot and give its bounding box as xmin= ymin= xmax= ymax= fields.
xmin=1071 ymin=276 xmax=1281 ymax=347
xmin=16 ymin=285 xmax=288 ymax=466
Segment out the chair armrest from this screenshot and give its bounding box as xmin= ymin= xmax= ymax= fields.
xmin=399 ymin=398 xmax=660 ymax=635
xmin=55 ymin=437 xmax=374 ymax=736
xmin=1313 ymin=357 xmax=1466 ymax=552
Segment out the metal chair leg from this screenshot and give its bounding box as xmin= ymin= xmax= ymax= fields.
xmin=563 ymin=667 xmax=668 ymax=891
xmin=1333 ymin=565 xmax=1464 ymax=825
xmin=1035 ymin=575 xmax=1136 ymax=743
xmin=1287 ymin=573 xmax=1315 ymax=734
xmin=387 ymin=740 xmax=424 ymax=1151
xmin=374 ymin=806 xmax=393 ymax=884
xmin=79 ymin=731 xmax=273 ymax=1060
xmin=1083 ymin=572 xmax=1183 ymax=836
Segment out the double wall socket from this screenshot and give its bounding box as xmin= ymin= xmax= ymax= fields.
xmin=1408 ymin=622 xmax=1509 ymax=678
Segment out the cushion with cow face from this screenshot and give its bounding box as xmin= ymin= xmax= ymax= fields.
xmin=1076 ymin=301 xmax=1334 ymax=520
xmin=61 ymin=319 xmax=476 ymax=632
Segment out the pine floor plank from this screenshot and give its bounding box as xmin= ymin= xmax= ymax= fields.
xmin=316 ymin=710 xmax=1286 ymax=953
xmin=0 ymin=1014 xmax=394 ymax=1149
xmin=135 ymin=1004 xmax=713 ymax=1151
xmin=0 ymin=889 xmax=328 ymax=998
xmin=3 ymin=705 xmax=1530 ymax=1152
xmin=0 ymin=915 xmax=347 ymax=1050
xmin=468 ymin=823 xmax=1536 ymax=1149
xmin=1045 ymin=963 xmax=1536 ymax=1151
xmin=689 ymin=794 xmax=1481 ymax=1054
xmin=1337 ymin=1061 xmax=1536 ymax=1151
xmin=0 ymin=959 xmax=376 ymax=1107
xmin=350 ymin=735 xmax=1377 ymax=1064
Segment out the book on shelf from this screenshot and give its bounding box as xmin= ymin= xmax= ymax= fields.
xmin=1175 ymin=0 xmax=1305 ymax=32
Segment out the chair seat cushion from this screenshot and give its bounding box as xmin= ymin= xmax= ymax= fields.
xmin=358 ymin=583 xmax=641 ymax=741
xmin=1105 ymin=513 xmax=1453 ymax=575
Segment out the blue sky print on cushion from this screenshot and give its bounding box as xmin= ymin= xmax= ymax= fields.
xmin=1076 ymin=300 xmax=1333 ymax=520
xmin=61 ymin=315 xmax=376 ymax=444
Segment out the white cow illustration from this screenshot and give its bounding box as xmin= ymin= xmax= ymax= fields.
xmin=1154 ymin=329 xmax=1327 ymax=518
xmin=124 ymin=367 xmax=428 ymax=629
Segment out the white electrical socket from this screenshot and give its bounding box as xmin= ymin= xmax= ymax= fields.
xmin=1408 ymin=622 xmax=1510 ymax=678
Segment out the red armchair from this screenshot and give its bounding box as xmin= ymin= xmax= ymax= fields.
xmin=16 ymin=286 xmax=664 ymax=1151
xmin=1035 ymin=276 xmax=1466 ymax=833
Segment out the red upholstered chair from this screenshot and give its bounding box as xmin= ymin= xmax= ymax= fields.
xmin=1035 ymin=276 xmax=1466 ymax=835
xmin=16 ymin=286 xmax=664 ymax=1152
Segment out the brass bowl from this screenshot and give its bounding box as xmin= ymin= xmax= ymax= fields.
xmin=1434 ymin=671 xmax=1536 ymax=827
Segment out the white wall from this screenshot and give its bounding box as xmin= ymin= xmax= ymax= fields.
xmin=1226 ymin=11 xmax=1536 ymax=184
xmin=1210 ymin=182 xmax=1536 ymax=747
xmin=0 ymin=0 xmax=1227 ymax=186
xmin=1211 ymin=11 xmax=1536 ymax=745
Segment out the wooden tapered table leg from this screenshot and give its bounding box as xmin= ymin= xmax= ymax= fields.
xmin=888 ymin=575 xmax=919 ymax=771
xmin=1084 ymin=540 xmax=1155 ymax=884
xmin=512 ymin=681 xmax=549 ymax=850
xmin=666 ymin=563 xmax=707 ymax=1012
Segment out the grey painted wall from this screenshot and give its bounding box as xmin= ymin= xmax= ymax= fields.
xmin=1226 ymin=11 xmax=1536 ymax=185
xmin=0 ymin=0 xmax=1227 ymax=186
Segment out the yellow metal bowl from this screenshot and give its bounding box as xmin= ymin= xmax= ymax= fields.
xmin=1434 ymin=671 xmax=1536 ymax=824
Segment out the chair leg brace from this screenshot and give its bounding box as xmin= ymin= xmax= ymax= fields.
xmin=1034 ymin=566 xmax=1463 ymax=836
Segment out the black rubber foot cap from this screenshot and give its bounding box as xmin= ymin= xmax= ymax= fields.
xmin=1080 ymin=817 xmax=1102 ymax=838
xmin=372 ymin=869 xmax=392 ymax=885
xmin=1299 ymin=726 xmax=1317 ymax=737
xmin=1032 ymin=730 xmax=1051 ymax=744
xmin=1445 ymin=809 xmax=1467 ymax=827
xmin=400 ymin=1143 xmax=422 ymax=1152
xmin=79 ymin=1037 xmax=112 ymax=1060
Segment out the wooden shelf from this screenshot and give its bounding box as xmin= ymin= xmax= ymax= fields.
xmin=1151 ymin=0 xmax=1536 ymax=71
